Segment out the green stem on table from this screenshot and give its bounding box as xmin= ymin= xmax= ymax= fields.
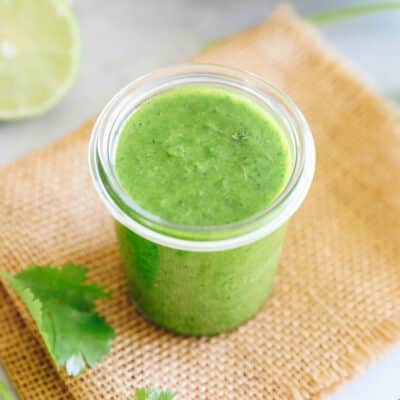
xmin=203 ymin=3 xmax=400 ymax=52
xmin=0 ymin=381 xmax=13 ymax=400
xmin=308 ymin=2 xmax=400 ymax=26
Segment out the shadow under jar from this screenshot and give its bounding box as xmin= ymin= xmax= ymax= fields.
xmin=89 ymin=64 xmax=315 ymax=336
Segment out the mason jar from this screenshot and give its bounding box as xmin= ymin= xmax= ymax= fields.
xmin=89 ymin=64 xmax=315 ymax=336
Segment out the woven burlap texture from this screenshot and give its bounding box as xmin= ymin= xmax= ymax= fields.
xmin=1 ymin=6 xmax=400 ymax=400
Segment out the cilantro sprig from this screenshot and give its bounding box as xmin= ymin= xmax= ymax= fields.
xmin=0 ymin=380 xmax=176 ymax=400
xmin=0 ymin=381 xmax=13 ymax=400
xmin=0 ymin=263 xmax=115 ymax=376
xmin=134 ymin=388 xmax=175 ymax=400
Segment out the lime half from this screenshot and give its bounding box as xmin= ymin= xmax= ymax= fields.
xmin=0 ymin=0 xmax=80 ymax=120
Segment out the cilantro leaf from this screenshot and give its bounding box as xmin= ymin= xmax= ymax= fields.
xmin=135 ymin=388 xmax=175 ymax=400
xmin=0 ymin=381 xmax=13 ymax=400
xmin=0 ymin=263 xmax=115 ymax=376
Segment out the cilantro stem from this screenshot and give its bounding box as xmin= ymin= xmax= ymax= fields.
xmin=0 ymin=381 xmax=13 ymax=400
xmin=307 ymin=2 xmax=400 ymax=26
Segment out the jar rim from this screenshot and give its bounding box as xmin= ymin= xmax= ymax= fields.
xmin=89 ymin=63 xmax=315 ymax=251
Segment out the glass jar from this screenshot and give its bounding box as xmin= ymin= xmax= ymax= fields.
xmin=89 ymin=64 xmax=315 ymax=336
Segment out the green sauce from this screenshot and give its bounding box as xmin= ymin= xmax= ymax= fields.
xmin=114 ymin=85 xmax=291 ymax=335
xmin=115 ymin=86 xmax=290 ymax=226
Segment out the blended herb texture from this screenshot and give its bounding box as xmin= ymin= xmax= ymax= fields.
xmin=114 ymin=85 xmax=292 ymax=335
xmin=115 ymin=86 xmax=290 ymax=226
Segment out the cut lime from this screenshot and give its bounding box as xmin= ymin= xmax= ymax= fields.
xmin=0 ymin=0 xmax=80 ymax=120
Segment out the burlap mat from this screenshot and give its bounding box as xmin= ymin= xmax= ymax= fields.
xmin=1 ymin=6 xmax=400 ymax=400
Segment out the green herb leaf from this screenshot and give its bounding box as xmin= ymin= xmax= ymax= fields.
xmin=0 ymin=263 xmax=115 ymax=376
xmin=135 ymin=388 xmax=175 ymax=400
xmin=0 ymin=380 xmax=13 ymax=400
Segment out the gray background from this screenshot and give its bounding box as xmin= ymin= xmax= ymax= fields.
xmin=1 ymin=1 xmax=400 ymax=399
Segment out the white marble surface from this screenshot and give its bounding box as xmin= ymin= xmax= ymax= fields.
xmin=1 ymin=1 xmax=400 ymax=399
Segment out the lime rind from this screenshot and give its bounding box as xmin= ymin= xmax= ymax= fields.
xmin=0 ymin=0 xmax=81 ymax=120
